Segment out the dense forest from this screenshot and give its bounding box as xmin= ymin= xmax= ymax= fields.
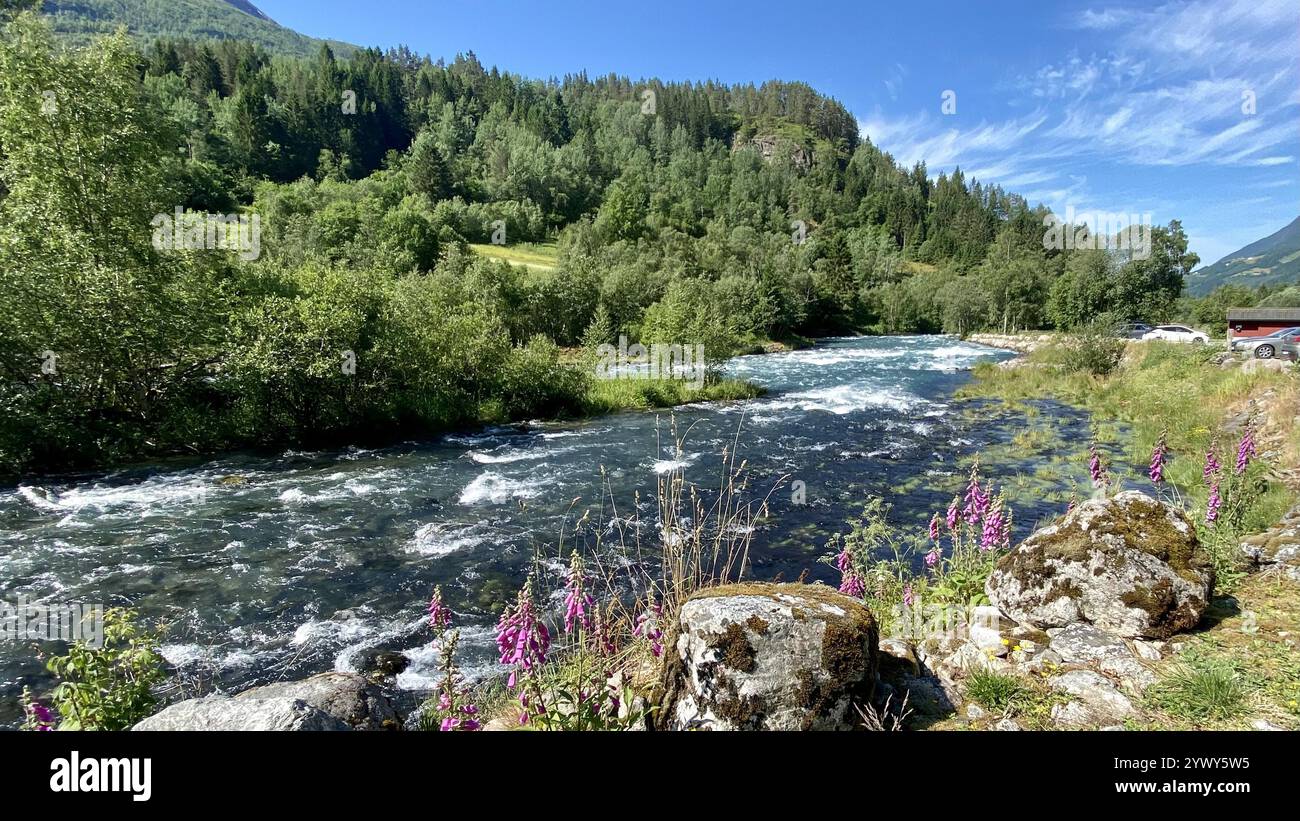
xmin=0 ymin=11 xmax=1231 ymax=476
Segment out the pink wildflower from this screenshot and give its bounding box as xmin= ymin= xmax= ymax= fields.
xmin=1203 ymin=447 xmax=1221 ymax=483
xmin=495 ymin=577 xmax=550 ymax=687
xmin=633 ymin=597 xmax=664 ymax=658
xmin=945 ymin=497 xmax=960 ymax=531
xmin=1149 ymin=431 xmax=1168 ymax=484
xmin=928 ymin=512 xmax=941 ymax=543
xmin=1088 ymin=440 xmax=1107 ymax=488
xmin=428 ymin=586 xmax=451 ymax=634
xmin=924 ymin=547 xmax=941 ymax=568
xmin=835 ymin=546 xmax=865 ymax=598
xmin=902 ymin=584 xmax=915 ymax=607
xmin=980 ymin=496 xmax=1011 ymax=551
xmin=962 ymin=461 xmax=990 ymax=524
xmin=562 ymin=551 xmax=594 ymax=634
xmin=1206 ymin=482 xmax=1222 ymax=524
xmin=1235 ymin=427 xmax=1256 ymax=475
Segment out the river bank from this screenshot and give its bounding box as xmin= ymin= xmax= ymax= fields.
xmin=3 ymin=335 xmax=1027 ymax=726
xmin=17 ymin=333 xmax=1300 ymax=731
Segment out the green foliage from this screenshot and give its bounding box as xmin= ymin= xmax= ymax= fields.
xmin=1062 ymin=319 xmax=1127 ymax=376
xmin=1147 ymin=654 xmax=1249 ymax=722
xmin=0 ymin=13 xmax=1203 ymax=477
xmin=527 ymin=652 xmax=653 ymax=731
xmin=40 ymin=609 xmax=167 ymax=731
xmin=965 ymin=669 xmax=1027 ymax=712
xmin=44 ymin=0 xmax=359 ymax=58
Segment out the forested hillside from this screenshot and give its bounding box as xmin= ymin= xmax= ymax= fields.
xmin=0 ymin=11 xmax=1202 ymax=475
xmin=41 ymin=0 xmax=358 ymax=58
xmin=1185 ymin=216 xmax=1300 ymax=296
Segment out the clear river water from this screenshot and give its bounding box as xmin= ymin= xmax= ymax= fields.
xmin=0 ymin=335 xmax=1102 ymax=724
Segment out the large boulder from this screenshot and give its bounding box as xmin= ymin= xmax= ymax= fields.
xmin=658 ymin=583 xmax=878 ymax=731
xmin=133 ymin=672 xmax=398 ymax=731
xmin=132 ymin=696 xmax=351 ymax=731
xmin=986 ymin=491 xmax=1213 ymax=639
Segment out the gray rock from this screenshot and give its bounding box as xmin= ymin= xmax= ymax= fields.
xmin=966 ymin=703 xmax=987 ymax=720
xmin=659 ymin=583 xmax=878 ymax=731
xmin=1049 ymin=623 xmax=1134 ymax=664
xmin=968 ymin=605 xmax=1008 ymax=656
xmin=133 ymin=695 xmax=351 ymax=731
xmin=134 ymin=672 xmax=398 ymax=731
xmin=993 ymin=717 xmax=1022 ymax=731
xmin=1048 ymin=670 xmax=1135 ymax=726
xmin=878 ymin=638 xmax=919 ymax=675
xmin=986 ymin=491 xmax=1213 ymax=638
xmin=1098 ymin=655 xmax=1158 ymax=694
xmin=940 ymin=642 xmax=1011 ymax=677
xmin=1251 ymin=719 xmax=1286 ymax=731
xmin=1132 ymin=639 xmax=1164 ymax=661
xmin=888 ymin=673 xmax=958 ymax=718
xmin=235 ymin=672 xmax=398 ymax=730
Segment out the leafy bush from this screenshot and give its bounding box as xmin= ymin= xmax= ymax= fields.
xmin=29 ymin=608 xmax=167 ymax=731
xmin=1063 ymin=321 xmax=1126 ymax=376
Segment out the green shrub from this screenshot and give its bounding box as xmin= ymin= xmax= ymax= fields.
xmin=34 ymin=608 xmax=167 ymax=731
xmin=1063 ymin=322 xmax=1126 ymax=376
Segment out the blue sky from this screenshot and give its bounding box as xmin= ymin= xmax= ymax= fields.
xmin=257 ymin=0 xmax=1299 ymax=267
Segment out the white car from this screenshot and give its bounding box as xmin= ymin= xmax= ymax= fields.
xmin=1141 ymin=324 xmax=1210 ymax=344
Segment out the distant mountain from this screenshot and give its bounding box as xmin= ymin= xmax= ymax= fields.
xmin=42 ymin=0 xmax=359 ymax=58
xmin=1187 ymin=216 xmax=1300 ymax=295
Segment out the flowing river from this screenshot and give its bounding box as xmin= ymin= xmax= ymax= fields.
xmin=0 ymin=335 xmax=1101 ymax=724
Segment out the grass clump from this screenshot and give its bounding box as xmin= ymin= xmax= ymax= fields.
xmin=966 ymin=669 xmax=1027 ymax=712
xmin=1146 ymin=654 xmax=1250 ymax=723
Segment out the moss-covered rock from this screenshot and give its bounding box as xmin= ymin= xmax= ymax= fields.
xmin=986 ymin=491 xmax=1213 ymax=639
xmin=658 ymin=582 xmax=878 ymax=730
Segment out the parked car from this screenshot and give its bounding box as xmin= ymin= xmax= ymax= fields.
xmin=1114 ymin=322 xmax=1153 ymax=339
xmin=1280 ymin=338 xmax=1299 ymax=362
xmin=1231 ymin=326 xmax=1300 ymax=358
xmin=1141 ymin=325 xmax=1210 ymax=344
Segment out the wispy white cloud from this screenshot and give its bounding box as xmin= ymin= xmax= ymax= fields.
xmin=857 ymin=0 xmax=1298 ymax=259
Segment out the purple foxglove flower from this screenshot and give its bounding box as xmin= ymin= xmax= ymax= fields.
xmin=1203 ymin=447 xmax=1221 ymax=483
xmin=562 ymin=551 xmax=594 ymax=634
xmin=1235 ymin=428 xmax=1256 ymax=475
xmin=496 ymin=577 xmax=550 ymax=680
xmin=962 ymin=462 xmax=989 ymax=525
xmin=946 ymin=497 xmax=960 ymax=531
xmin=924 ymin=547 xmax=941 ymax=568
xmin=1149 ymin=432 xmax=1168 ymax=484
xmin=1206 ymin=482 xmax=1222 ymax=524
xmin=902 ymin=584 xmax=915 ymax=607
xmin=928 ymin=513 xmax=941 ymax=543
xmin=428 ymin=586 xmax=452 ymax=634
xmin=1088 ymin=441 xmax=1107 ymax=488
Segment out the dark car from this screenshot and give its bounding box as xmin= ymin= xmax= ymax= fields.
xmin=1114 ymin=322 xmax=1153 ymax=339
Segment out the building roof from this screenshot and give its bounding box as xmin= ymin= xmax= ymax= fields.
xmin=1226 ymin=308 xmax=1300 ymax=322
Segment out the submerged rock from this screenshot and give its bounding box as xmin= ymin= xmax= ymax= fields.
xmin=133 ymin=672 xmax=399 ymax=731
xmin=986 ymin=491 xmax=1213 ymax=638
xmin=658 ymin=582 xmax=878 ymax=731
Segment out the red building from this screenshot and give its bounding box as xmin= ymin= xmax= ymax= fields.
xmin=1226 ymin=308 xmax=1300 ymax=341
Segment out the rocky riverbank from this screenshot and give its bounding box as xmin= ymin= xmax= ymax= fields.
xmin=132 ymin=490 xmax=1300 ymax=731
